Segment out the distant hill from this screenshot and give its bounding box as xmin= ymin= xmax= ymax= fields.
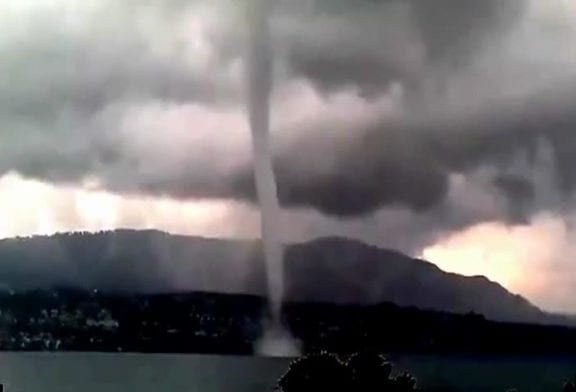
xmin=0 ymin=230 xmax=565 ymax=324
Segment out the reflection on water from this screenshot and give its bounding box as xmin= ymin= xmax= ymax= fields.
xmin=0 ymin=353 xmax=288 ymax=392
xmin=0 ymin=352 xmax=574 ymax=392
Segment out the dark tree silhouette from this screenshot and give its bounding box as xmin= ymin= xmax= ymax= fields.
xmin=276 ymin=353 xmax=353 ymax=392
xmin=393 ymin=373 xmax=418 ymax=392
xmin=564 ymin=373 xmax=576 ymax=392
xmin=276 ymin=352 xmax=417 ymax=392
xmin=347 ymin=351 xmax=393 ymax=391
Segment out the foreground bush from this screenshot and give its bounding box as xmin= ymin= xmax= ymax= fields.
xmin=276 ymin=352 xmax=417 ymax=392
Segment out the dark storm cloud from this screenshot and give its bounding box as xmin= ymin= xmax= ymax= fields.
xmin=224 ymin=80 xmax=576 ymax=217
xmin=493 ymin=174 xmax=535 ymax=223
xmin=277 ymin=0 xmax=420 ymax=94
xmin=0 ymin=15 xmax=237 ymax=121
xmin=412 ymin=0 xmax=527 ymax=65
xmin=229 ymin=120 xmax=448 ymax=216
xmin=279 ymin=0 xmax=528 ymax=93
xmin=3 ymin=0 xmax=576 ymax=222
xmin=493 ymin=174 xmax=535 ymax=206
xmin=0 ymin=0 xmax=243 ymax=187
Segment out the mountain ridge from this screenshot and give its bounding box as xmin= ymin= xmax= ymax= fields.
xmin=0 ymin=229 xmax=565 ymax=325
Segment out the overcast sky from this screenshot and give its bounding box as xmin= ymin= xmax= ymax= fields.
xmin=2 ymin=0 xmax=576 ymax=311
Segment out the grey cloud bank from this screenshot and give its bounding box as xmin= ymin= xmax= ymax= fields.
xmin=3 ymin=0 xmax=575 ymax=219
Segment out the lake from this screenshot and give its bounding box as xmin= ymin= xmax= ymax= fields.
xmin=0 ymin=352 xmax=575 ymax=391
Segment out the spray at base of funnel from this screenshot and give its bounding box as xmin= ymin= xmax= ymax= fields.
xmin=255 ymin=321 xmax=301 ymax=357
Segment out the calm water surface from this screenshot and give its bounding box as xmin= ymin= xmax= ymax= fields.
xmin=0 ymin=352 xmax=575 ymax=391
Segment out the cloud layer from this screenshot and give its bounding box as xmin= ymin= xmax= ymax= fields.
xmin=4 ymin=0 xmax=576 ymax=216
